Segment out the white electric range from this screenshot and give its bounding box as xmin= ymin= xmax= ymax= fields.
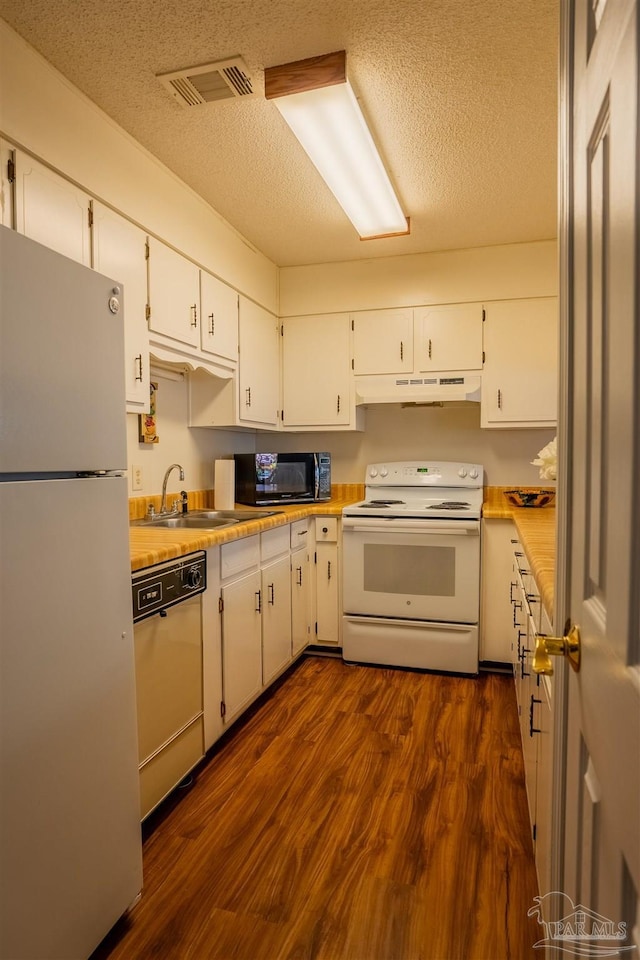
xmin=342 ymin=461 xmax=483 ymax=674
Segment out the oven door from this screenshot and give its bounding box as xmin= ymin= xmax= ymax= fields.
xmin=342 ymin=517 xmax=480 ymax=623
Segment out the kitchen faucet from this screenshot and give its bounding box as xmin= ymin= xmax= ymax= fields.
xmin=158 ymin=463 xmax=185 ymax=517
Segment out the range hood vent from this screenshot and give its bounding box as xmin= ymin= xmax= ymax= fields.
xmin=355 ymin=374 xmax=482 ymax=406
xmin=157 ymin=57 xmax=254 ymax=107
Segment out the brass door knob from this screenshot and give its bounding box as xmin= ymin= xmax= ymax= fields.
xmin=532 ymin=622 xmax=581 ymax=675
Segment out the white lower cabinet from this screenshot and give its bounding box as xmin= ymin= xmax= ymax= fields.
xmin=219 ymin=536 xmax=263 ymax=725
xmin=510 ymin=539 xmax=555 ymax=893
xmin=314 ymin=517 xmax=341 ymax=646
xmin=480 ymin=519 xmax=517 ymax=663
xmin=290 ymin=520 xmax=312 ymax=656
xmin=218 ymin=525 xmax=304 ymax=728
xmin=260 ymin=528 xmax=292 ymax=685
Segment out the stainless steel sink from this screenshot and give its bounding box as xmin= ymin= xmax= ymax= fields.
xmin=186 ymin=509 xmax=284 ymax=521
xmin=136 ymin=509 xmax=283 ymax=530
xmin=143 ymin=516 xmax=239 ymax=529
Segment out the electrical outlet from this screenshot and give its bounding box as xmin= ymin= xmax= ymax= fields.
xmin=131 ymin=465 xmax=143 ymax=492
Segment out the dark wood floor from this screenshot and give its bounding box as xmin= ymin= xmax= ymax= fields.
xmin=92 ymin=656 xmax=541 ymax=960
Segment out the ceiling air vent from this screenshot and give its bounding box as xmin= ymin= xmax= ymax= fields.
xmin=157 ymin=57 xmax=254 ymax=107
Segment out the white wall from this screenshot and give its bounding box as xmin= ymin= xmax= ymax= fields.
xmin=125 ymin=376 xmax=254 ymax=498
xmin=258 ymin=406 xmax=555 ymax=486
xmin=279 ymin=241 xmax=557 ymax=316
xmin=0 ymin=20 xmax=278 ymax=312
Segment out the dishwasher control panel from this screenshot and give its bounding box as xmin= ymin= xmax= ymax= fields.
xmin=132 ymin=552 xmax=206 ymax=622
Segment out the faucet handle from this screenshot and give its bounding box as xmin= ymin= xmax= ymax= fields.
xmin=146 ymin=503 xmax=156 ymax=519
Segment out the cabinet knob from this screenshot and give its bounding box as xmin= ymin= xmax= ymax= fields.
xmin=322 ymin=526 xmax=328 ymax=533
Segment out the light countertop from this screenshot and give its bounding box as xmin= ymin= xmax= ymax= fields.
xmin=483 ymin=486 xmax=557 ymax=618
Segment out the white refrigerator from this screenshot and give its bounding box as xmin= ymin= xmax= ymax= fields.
xmin=0 ymin=226 xmax=143 ymax=959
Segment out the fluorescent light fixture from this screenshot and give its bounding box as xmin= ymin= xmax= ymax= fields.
xmin=265 ymin=52 xmax=408 ymax=240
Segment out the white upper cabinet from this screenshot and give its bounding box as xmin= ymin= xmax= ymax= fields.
xmin=92 ymin=203 xmax=150 ymax=412
xmin=481 ymin=298 xmax=558 ymax=428
xmin=281 ymin=314 xmax=354 ymax=428
xmin=146 ymin=236 xmax=200 ymax=347
xmin=200 ymin=270 xmax=238 ymax=363
xmin=415 ymin=303 xmax=484 ymax=372
xmin=352 ymin=308 xmax=414 ymax=375
xmin=237 ymin=297 xmax=279 ymax=427
xmin=13 ymin=150 xmax=91 ymax=266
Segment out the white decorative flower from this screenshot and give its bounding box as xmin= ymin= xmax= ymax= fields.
xmin=531 ymin=436 xmax=557 ymax=481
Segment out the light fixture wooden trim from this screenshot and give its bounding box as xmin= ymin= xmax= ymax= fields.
xmin=360 ymin=217 xmax=411 ymax=241
xmin=265 ymin=51 xmax=346 ymax=100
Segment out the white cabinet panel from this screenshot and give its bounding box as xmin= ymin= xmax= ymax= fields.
xmin=92 ymin=203 xmax=149 ymax=411
xmin=415 ymin=302 xmax=483 ymax=373
xmin=482 ymin=298 xmax=558 ymax=428
xmin=352 ymin=308 xmax=413 ymax=375
xmin=238 ymin=297 xmax=279 ymax=427
xmin=316 ymin=540 xmax=340 ymax=645
xmin=281 ymin=314 xmax=353 ymax=427
xmin=261 ymin=555 xmax=292 ymax=684
xmin=14 ymin=150 xmax=91 ymax=265
xmin=221 ymin=569 xmax=263 ymax=724
xmin=480 ymin=519 xmax=517 ymax=662
xmin=291 ymin=545 xmax=311 ymax=656
xmin=147 ymin=237 xmax=200 ymax=347
xmin=200 ymin=270 xmax=238 ymax=363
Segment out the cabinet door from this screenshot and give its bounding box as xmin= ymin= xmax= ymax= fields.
xmin=200 ymin=270 xmax=239 ymax=362
xmin=415 ymin=303 xmax=483 ymax=372
xmin=281 ymin=314 xmax=351 ymax=426
xmin=238 ymin=298 xmax=279 ymax=427
xmin=221 ymin=569 xmax=262 ymax=723
xmin=14 ymin=150 xmax=91 ymax=265
xmin=92 ymin=203 xmax=149 ymax=411
xmin=315 ymin=541 xmax=340 ymax=645
xmin=261 ymin=555 xmax=292 ymax=684
xmin=147 ymin=237 xmax=200 ymax=347
xmin=291 ymin=545 xmax=311 ymax=656
xmin=533 ymin=615 xmax=554 ymax=894
xmin=480 ymin=520 xmax=517 ymax=663
xmin=352 ymin=308 xmax=413 ymax=375
xmin=482 ymin=298 xmax=558 ymax=427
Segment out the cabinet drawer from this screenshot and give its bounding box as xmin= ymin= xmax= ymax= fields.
xmin=315 ymin=517 xmax=338 ymax=542
xmin=221 ymin=534 xmax=260 ymax=579
xmin=261 ymin=525 xmax=290 ymax=562
xmin=290 ymin=518 xmax=309 ymax=550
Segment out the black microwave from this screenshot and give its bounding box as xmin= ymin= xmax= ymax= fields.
xmin=234 ymin=452 xmax=331 ymax=506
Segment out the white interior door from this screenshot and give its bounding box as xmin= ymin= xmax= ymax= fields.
xmin=551 ymin=0 xmax=640 ymax=952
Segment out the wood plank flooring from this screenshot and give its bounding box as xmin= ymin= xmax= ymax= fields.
xmin=91 ymin=657 xmax=541 ymax=960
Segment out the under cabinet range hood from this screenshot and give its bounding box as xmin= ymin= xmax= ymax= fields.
xmin=354 ymin=374 xmax=482 ymax=407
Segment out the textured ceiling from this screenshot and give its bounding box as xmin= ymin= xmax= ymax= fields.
xmin=0 ymin=0 xmax=558 ymax=267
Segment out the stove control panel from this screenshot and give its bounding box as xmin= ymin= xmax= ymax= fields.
xmin=132 ymin=551 xmax=207 ymax=622
xmin=366 ymin=461 xmax=483 ymax=487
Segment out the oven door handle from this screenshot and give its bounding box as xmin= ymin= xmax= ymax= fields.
xmin=342 ymin=518 xmax=480 ymax=535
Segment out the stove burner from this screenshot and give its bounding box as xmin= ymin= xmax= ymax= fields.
xmin=427 ymin=501 xmax=471 ymax=511
xmin=358 ymin=499 xmax=406 ymax=508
